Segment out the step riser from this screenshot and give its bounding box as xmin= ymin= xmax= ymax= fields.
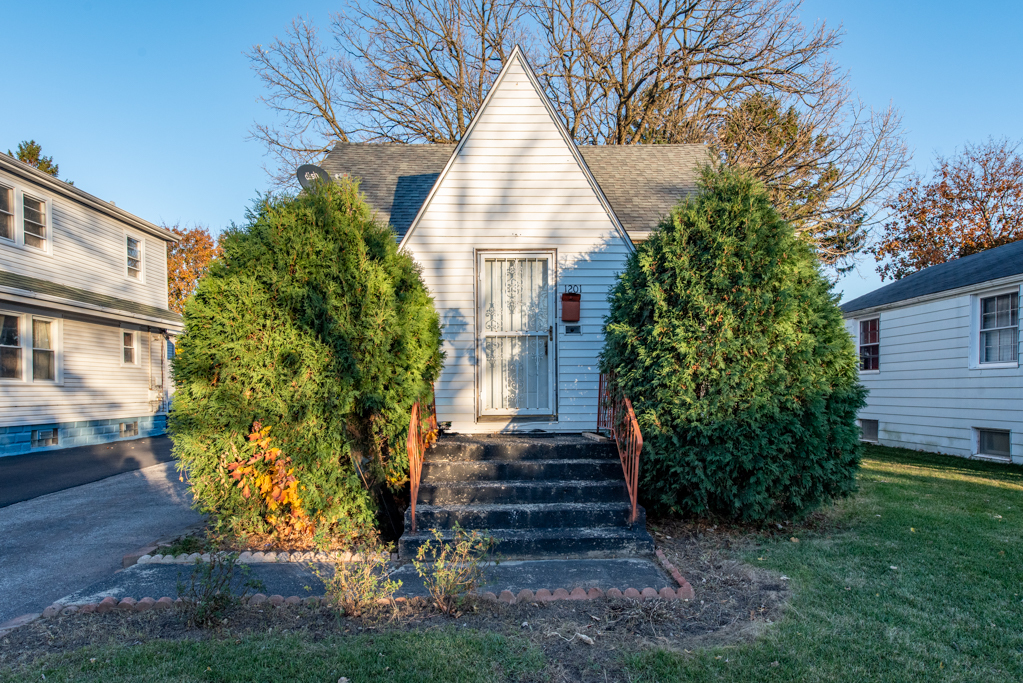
xmin=398 ymin=533 xmax=654 ymax=559
xmin=427 ymin=441 xmax=617 ymax=462
xmin=407 ymin=505 xmax=645 ymax=531
xmin=422 ymin=460 xmax=623 ymax=482
xmin=418 ymin=481 xmax=628 ymax=505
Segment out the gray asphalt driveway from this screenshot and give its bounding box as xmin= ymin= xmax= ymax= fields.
xmin=0 ymin=462 xmax=201 ymax=623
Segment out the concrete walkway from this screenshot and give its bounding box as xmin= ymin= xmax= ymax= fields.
xmin=0 ymin=462 xmax=201 ymax=623
xmin=57 ymin=557 xmax=673 ymax=604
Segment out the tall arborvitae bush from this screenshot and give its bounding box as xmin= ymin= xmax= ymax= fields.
xmin=601 ymin=167 xmax=865 ymax=522
xmin=170 ymin=179 xmax=443 ymax=540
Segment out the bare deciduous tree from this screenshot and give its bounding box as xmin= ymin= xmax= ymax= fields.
xmin=248 ymin=0 xmax=908 ymax=265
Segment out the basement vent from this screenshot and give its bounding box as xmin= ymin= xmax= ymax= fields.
xmin=31 ymin=428 xmax=58 ymax=448
xmin=859 ymin=419 xmax=879 ymax=443
xmin=120 ymin=421 xmax=139 ymax=438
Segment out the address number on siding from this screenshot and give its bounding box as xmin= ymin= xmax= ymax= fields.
xmin=563 ymin=284 xmax=582 ymax=293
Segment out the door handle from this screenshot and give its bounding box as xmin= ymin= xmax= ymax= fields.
xmin=548 ymin=325 xmax=553 ymax=341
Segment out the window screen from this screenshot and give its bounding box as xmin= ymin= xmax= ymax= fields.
xmin=859 ymin=419 xmax=879 ymax=443
xmin=978 ymin=429 xmax=1011 ymax=459
xmin=0 ymin=185 xmax=13 ymax=240
xmin=23 ymin=195 xmax=46 ymax=249
xmin=123 ymin=332 xmax=135 ymax=364
xmin=127 ymin=236 xmax=142 ymax=279
xmin=32 ymin=319 xmax=54 ymax=381
xmin=0 ymin=314 xmax=20 ymax=379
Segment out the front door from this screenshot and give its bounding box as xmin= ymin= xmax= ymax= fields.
xmin=478 ymin=252 xmax=556 ymax=415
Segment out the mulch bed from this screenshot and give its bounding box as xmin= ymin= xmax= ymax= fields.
xmin=1 ymin=518 xmax=790 ymax=682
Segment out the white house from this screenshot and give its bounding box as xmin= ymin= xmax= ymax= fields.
xmin=322 ymin=47 xmax=707 ymax=434
xmin=842 ymin=239 xmax=1023 ymax=464
xmin=0 ymin=153 xmax=182 ymax=457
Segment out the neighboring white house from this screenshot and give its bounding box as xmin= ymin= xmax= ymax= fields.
xmin=322 ymin=47 xmax=707 ymax=434
xmin=841 ymin=239 xmax=1023 ymax=464
xmin=0 ymin=153 xmax=182 ymax=457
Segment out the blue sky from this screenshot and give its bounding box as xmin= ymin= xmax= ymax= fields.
xmin=3 ymin=1 xmax=1021 ymax=302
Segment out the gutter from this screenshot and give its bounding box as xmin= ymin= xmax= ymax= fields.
xmin=0 ymin=285 xmax=184 ymax=331
xmin=841 ymin=273 xmax=1023 ymax=318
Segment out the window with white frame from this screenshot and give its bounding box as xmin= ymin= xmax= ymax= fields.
xmin=977 ymin=428 xmax=1011 ymax=460
xmin=859 ymin=318 xmax=880 ymax=371
xmin=32 ymin=318 xmax=56 ymax=381
xmin=0 ymin=313 xmax=22 ymax=379
xmin=123 ymin=331 xmax=137 ymax=364
xmin=979 ymin=292 xmax=1018 ymax=364
xmin=22 ymin=194 xmax=47 ymax=250
xmin=126 ymin=235 xmax=142 ymax=279
xmin=0 ymin=184 xmax=14 ymax=241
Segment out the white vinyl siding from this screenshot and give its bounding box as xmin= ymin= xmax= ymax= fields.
xmin=0 ymin=169 xmax=170 ymax=311
xmin=0 ymin=311 xmax=168 ymax=427
xmin=846 ymin=281 xmax=1023 ymax=463
xmin=403 ymin=55 xmax=631 ymax=433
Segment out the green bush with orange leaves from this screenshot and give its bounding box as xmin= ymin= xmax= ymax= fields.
xmin=170 ymin=179 xmax=443 ymax=542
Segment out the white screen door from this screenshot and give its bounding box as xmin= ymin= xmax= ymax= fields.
xmin=479 ymin=253 xmax=556 ymax=415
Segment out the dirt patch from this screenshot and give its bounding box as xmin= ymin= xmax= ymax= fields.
xmin=2 ymin=521 xmax=789 ymax=682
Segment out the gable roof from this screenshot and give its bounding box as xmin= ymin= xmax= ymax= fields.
xmin=841 ymin=238 xmax=1023 ymax=315
xmin=322 ymin=142 xmax=706 ymax=242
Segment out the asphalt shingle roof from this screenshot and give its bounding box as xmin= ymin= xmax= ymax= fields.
xmin=841 ymin=238 xmax=1023 ymax=314
xmin=0 ymin=270 xmax=182 ymax=326
xmin=322 ymin=143 xmax=708 ymax=241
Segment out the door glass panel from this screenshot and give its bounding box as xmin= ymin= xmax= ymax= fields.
xmin=481 ymin=257 xmax=551 ymax=412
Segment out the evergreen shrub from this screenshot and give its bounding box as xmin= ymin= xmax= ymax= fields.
xmin=601 ymin=167 xmax=866 ymax=522
xmin=170 ymin=179 xmax=443 ymax=540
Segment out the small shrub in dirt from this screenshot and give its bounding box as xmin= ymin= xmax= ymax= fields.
xmin=314 ymin=539 xmax=402 ymax=616
xmin=413 ymin=525 xmax=497 ymax=615
xmin=176 ymin=553 xmax=263 ymax=627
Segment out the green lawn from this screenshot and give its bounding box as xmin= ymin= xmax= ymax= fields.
xmin=0 ymin=630 xmax=543 ymax=682
xmin=4 ymin=446 xmax=1021 ymax=682
xmin=630 ymin=445 xmax=1023 ymax=682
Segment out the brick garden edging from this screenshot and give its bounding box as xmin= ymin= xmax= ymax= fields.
xmin=134 ymin=550 xmax=395 ymax=566
xmin=655 ymin=548 xmax=696 ymax=599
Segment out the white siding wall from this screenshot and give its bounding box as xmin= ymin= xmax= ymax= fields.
xmin=0 ymin=169 xmax=169 ymax=310
xmin=404 ymin=56 xmax=631 ymax=433
xmin=0 ymin=306 xmax=168 ymax=427
xmin=845 ymin=281 xmax=1023 ymax=464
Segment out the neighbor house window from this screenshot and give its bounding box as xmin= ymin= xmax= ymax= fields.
xmin=31 ymin=428 xmax=58 ymax=447
xmin=0 ymin=184 xmax=13 ymax=241
xmin=126 ymin=235 xmax=142 ymax=279
xmin=980 ymin=293 xmax=1018 ymax=364
xmin=977 ymin=429 xmax=1011 ymax=460
xmin=32 ymin=318 xmax=55 ymax=381
xmin=0 ymin=313 xmax=21 ymax=379
xmin=123 ymin=331 xmax=136 ymax=364
xmin=859 ymin=318 xmax=879 ymax=371
xmin=22 ymin=194 xmax=47 ymax=249
xmin=859 ymin=419 xmax=879 ymax=443
xmin=120 ymin=421 xmax=139 ymax=437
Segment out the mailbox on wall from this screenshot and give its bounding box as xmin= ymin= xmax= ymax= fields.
xmin=561 ymin=292 xmax=581 ymax=322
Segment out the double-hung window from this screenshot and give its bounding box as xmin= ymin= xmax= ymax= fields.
xmin=0 ymin=313 xmax=21 ymax=379
xmin=32 ymin=319 xmax=55 ymax=381
xmin=980 ymin=292 xmax=1018 ymax=364
xmin=0 ymin=184 xmax=14 ymax=241
xmin=22 ymin=194 xmax=47 ymax=250
xmin=123 ymin=331 xmax=136 ymax=364
xmin=859 ymin=318 xmax=880 ymax=371
xmin=126 ymin=235 xmax=142 ymax=280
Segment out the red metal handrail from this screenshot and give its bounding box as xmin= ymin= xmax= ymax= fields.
xmin=598 ymin=373 xmax=643 ymax=524
xmin=406 ymin=388 xmax=438 ymax=533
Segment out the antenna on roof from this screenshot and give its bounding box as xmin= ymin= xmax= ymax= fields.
xmin=296 ymin=164 xmax=330 ymax=189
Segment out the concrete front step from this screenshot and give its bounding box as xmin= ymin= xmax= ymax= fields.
xmin=422 ymin=458 xmax=623 ymax=483
xmin=398 ymin=525 xmax=655 ymax=559
xmin=427 ymin=435 xmax=617 ymax=462
xmin=407 ymin=501 xmax=645 ymax=530
xmin=418 ymin=479 xmax=629 ymax=505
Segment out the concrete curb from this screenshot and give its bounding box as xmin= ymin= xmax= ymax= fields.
xmin=130 ymin=550 xmax=397 ymax=566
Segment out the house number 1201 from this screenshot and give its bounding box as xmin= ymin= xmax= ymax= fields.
xmin=563 ymin=284 xmax=581 ymax=293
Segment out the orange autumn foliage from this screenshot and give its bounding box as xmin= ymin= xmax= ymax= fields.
xmin=226 ymin=422 xmax=312 ymax=535
xmin=166 ymin=224 xmax=222 ymax=314
xmin=873 ymin=138 xmax=1023 ymax=280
